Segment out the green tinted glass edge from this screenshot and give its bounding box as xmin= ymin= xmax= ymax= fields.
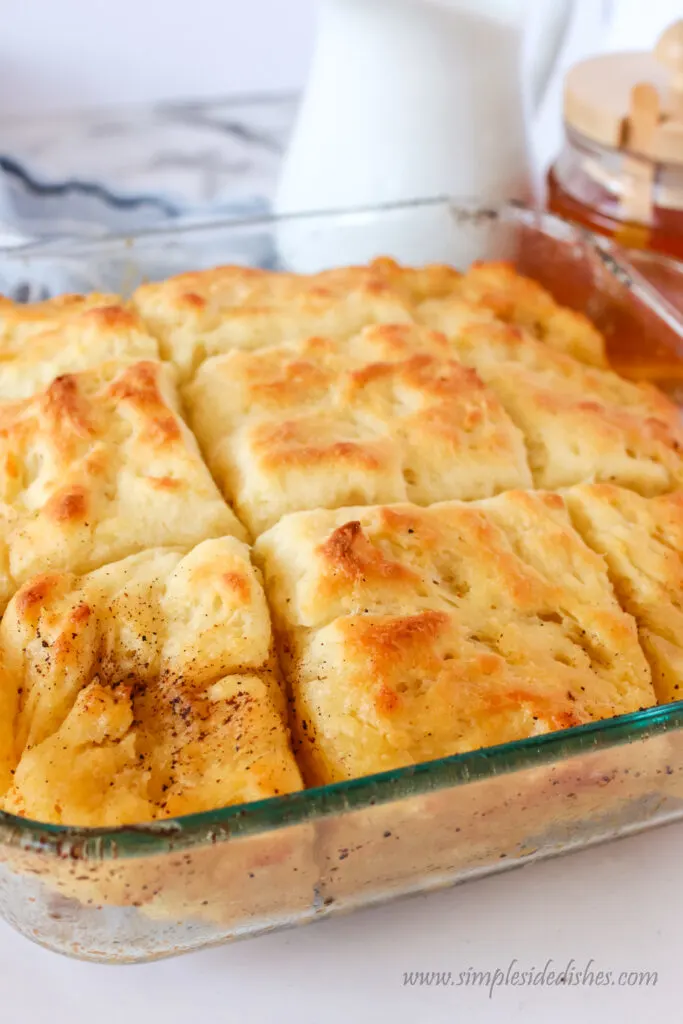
xmin=3 ymin=702 xmax=682 ymax=858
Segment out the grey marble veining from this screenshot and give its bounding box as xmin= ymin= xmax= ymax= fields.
xmin=0 ymin=94 xmax=298 ymax=241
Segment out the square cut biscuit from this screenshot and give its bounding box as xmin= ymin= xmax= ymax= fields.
xmin=0 ymin=359 xmax=244 ymax=611
xmin=133 ymin=258 xmax=605 ymax=380
xmin=183 ymin=324 xmax=532 ymax=536
xmin=254 ymin=492 xmax=655 ymax=785
xmin=426 ymin=321 xmax=683 ymax=496
xmin=566 ymin=484 xmax=683 ymax=704
xmin=411 ymin=259 xmax=607 ymax=367
xmin=321 ymin=257 xmax=605 ymax=366
xmin=0 ymin=301 xmax=159 ymax=400
xmin=0 ymin=292 xmax=122 ymax=345
xmin=133 ymin=263 xmax=416 ymax=380
xmin=0 ymin=537 xmax=302 ymax=826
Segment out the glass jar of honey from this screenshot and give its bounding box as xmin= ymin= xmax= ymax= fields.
xmin=547 ymin=20 xmax=683 ymax=261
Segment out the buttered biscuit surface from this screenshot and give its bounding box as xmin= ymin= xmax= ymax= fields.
xmin=184 ymin=324 xmax=531 ymax=535
xmin=255 ymin=492 xmax=655 ymax=784
xmin=0 ymin=359 xmax=243 ymax=610
xmin=423 ymin=321 xmax=683 ymax=496
xmin=134 ymin=257 xmax=604 ymax=380
xmin=134 ymin=262 xmax=415 ymax=379
xmin=0 ymin=301 xmax=159 ymax=400
xmin=567 ymin=485 xmax=683 ymax=705
xmin=0 ymin=538 xmax=301 ymax=826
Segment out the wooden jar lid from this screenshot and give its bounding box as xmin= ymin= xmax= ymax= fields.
xmin=564 ymin=20 xmax=683 ymax=166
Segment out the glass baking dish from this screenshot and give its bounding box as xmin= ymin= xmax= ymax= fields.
xmin=2 ymin=197 xmax=683 ymax=964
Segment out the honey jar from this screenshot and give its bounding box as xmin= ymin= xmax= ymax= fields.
xmin=548 ymin=20 xmax=683 ymax=261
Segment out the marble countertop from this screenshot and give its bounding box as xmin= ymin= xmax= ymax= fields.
xmin=0 ymin=94 xmax=297 ymax=242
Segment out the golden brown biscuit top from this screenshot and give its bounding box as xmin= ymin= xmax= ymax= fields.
xmin=0 ymin=255 xmax=678 ymax=815
xmin=568 ymin=484 xmax=683 ymax=607
xmin=0 ymin=359 xmax=243 ymax=610
xmin=132 ymin=257 xmax=605 ymax=379
xmin=133 ymin=262 xmax=416 ymax=379
xmin=0 ymin=292 xmax=123 ymax=344
xmin=135 ymin=261 xmax=410 ymax=313
xmin=334 ymin=258 xmax=606 ymax=366
xmin=0 ymin=303 xmax=159 ymax=401
xmin=566 ymin=484 xmax=683 ymax=703
xmin=436 ymin=321 xmax=683 ymax=495
xmin=183 ymin=324 xmax=532 ymax=535
xmin=0 ymin=539 xmax=302 ymax=826
xmin=325 ymin=258 xmax=605 ymax=369
xmin=256 ymin=492 xmax=635 ymax=633
xmin=255 ymin=492 xmax=655 ymax=783
xmin=419 ymin=260 xmax=606 ymax=367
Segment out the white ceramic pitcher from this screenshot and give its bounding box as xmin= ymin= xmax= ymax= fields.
xmin=276 ymin=0 xmax=611 ymax=226
xmin=274 ymin=0 xmax=611 ymax=268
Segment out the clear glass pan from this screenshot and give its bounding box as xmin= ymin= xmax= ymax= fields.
xmin=2 ymin=197 xmax=683 ymax=963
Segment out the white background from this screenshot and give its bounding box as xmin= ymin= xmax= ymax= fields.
xmin=0 ymin=0 xmax=317 ymax=116
xmin=0 ymin=0 xmax=681 ymax=117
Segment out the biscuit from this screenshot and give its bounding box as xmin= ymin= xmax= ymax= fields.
xmin=0 ymin=292 xmax=122 ymax=345
xmin=0 ymin=538 xmax=301 ymax=825
xmin=416 ymin=259 xmax=607 ymax=366
xmin=0 ymin=302 xmax=159 ymax=400
xmin=134 ymin=263 xmax=415 ymax=380
xmin=183 ymin=324 xmax=531 ymax=535
xmin=432 ymin=322 xmax=683 ymax=495
xmin=0 ymin=359 xmax=244 ymax=610
xmin=133 ymin=258 xmax=606 ymax=380
xmin=567 ymin=484 xmax=683 ymax=704
xmin=254 ymin=492 xmax=655 ymax=785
